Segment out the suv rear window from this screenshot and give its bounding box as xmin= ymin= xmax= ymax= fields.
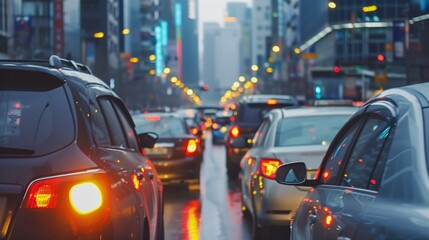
xmin=0 ymin=77 xmax=74 ymax=156
xmin=275 ymin=115 xmax=350 ymax=147
xmin=134 ymin=116 xmax=187 ymax=137
xmin=236 ymin=103 xmax=294 ymax=124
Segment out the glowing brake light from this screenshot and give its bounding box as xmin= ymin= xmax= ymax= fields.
xmin=266 ymin=99 xmax=278 ymax=105
xmin=190 ymin=127 xmax=199 ymax=135
xmin=260 ymin=158 xmax=282 ymax=179
xmin=325 ymin=214 xmax=334 ymax=227
xmin=24 ymin=170 xmax=109 ymax=217
xmin=186 ymin=139 xmax=198 ymax=155
xmin=26 ymin=178 xmax=59 ymax=208
xmin=145 ymin=116 xmax=161 ymax=121
xmin=69 ymin=182 xmax=103 ymax=214
xmin=230 ymin=126 xmax=240 ymax=138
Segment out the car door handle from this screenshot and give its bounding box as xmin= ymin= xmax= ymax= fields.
xmin=309 ymin=213 xmax=317 ymax=224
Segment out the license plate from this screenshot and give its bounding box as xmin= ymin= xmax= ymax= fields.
xmin=144 ymin=147 xmax=168 ymax=155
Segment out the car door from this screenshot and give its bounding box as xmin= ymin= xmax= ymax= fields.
xmin=292 ymin=103 xmax=395 ymax=240
xmin=88 ymin=87 xmax=147 ymax=238
xmin=240 ymin=116 xmax=272 ymax=214
xmin=110 ymin=99 xmax=161 ymax=237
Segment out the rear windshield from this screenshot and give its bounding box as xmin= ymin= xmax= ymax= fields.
xmin=0 ymin=81 xmax=74 ymax=156
xmin=134 ymin=116 xmax=187 ymax=137
xmin=214 ymin=117 xmax=230 ymax=125
xmin=237 ymin=103 xmax=295 ymax=124
xmin=275 ymin=115 xmax=350 ymax=147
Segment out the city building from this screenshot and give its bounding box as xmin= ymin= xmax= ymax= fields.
xmin=202 ymin=21 xmax=241 ymax=103
xmin=81 ymin=0 xmax=120 ymax=82
xmin=180 ymin=0 xmax=200 ymax=86
xmin=227 ymin=2 xmax=252 ymax=74
xmin=251 ymin=0 xmax=272 ymax=67
xmin=202 ymin=23 xmax=221 ymax=104
xmin=288 ymin=0 xmax=417 ymax=102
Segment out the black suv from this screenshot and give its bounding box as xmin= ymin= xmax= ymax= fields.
xmin=224 ymin=95 xmax=299 ymax=179
xmin=0 ymin=56 xmax=164 ymax=239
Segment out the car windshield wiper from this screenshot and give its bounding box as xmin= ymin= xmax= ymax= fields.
xmin=0 ymin=146 xmax=35 ymax=155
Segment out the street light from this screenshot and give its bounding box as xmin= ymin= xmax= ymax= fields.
xmin=294 ymin=48 xmax=301 ymax=54
xmin=122 ymin=28 xmax=130 ymax=35
xmin=130 ymin=57 xmax=139 ymax=63
xmin=328 ymin=2 xmax=336 ymax=9
xmin=238 ymin=76 xmax=245 ymax=82
xmin=272 ymin=45 xmax=281 ymax=53
xmin=251 ymin=64 xmax=259 ymax=72
xmin=93 ymin=32 xmax=104 ymax=39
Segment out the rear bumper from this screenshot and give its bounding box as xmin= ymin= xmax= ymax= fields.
xmin=253 ymin=179 xmax=310 ymax=226
xmin=152 ymin=156 xmax=201 ymax=182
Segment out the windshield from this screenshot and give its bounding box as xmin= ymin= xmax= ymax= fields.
xmin=0 ymin=86 xmax=74 ymax=156
xmin=134 ymin=116 xmax=187 ymax=137
xmin=237 ymin=103 xmax=294 ymax=124
xmin=275 ymin=115 xmax=351 ymax=147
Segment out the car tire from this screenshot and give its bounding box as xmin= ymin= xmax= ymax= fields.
xmin=252 ymin=215 xmax=272 ymax=240
xmin=156 ymin=193 xmax=165 ymax=240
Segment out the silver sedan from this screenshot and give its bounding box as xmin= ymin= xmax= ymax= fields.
xmin=239 ymin=106 xmax=357 ymax=239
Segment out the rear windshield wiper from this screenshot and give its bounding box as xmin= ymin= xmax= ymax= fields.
xmin=0 ymin=146 xmax=35 ymax=155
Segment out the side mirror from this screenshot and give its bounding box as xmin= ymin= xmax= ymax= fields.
xmin=275 ymin=162 xmax=317 ymax=187
xmin=231 ymin=137 xmax=249 ymax=148
xmin=138 ymin=132 xmax=158 ymax=148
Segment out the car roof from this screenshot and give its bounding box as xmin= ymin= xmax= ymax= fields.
xmin=0 ymin=55 xmax=109 ymax=88
xmin=240 ymin=94 xmax=297 ymax=104
xmin=133 ymin=112 xmax=184 ymax=119
xmin=277 ymin=106 xmax=358 ymax=118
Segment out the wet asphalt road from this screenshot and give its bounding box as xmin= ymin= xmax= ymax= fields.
xmin=163 ymin=132 xmax=252 ymax=240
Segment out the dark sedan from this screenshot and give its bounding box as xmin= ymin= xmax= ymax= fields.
xmin=133 ymin=113 xmax=203 ymax=184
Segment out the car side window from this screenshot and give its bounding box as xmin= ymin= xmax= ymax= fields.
xmin=341 ymin=114 xmax=391 ymax=189
xmin=253 ymin=119 xmax=270 ymax=147
xmin=98 ymin=98 xmax=128 ymax=149
xmin=111 ymin=100 xmax=139 ymax=151
xmin=89 ymin=98 xmax=111 ymax=147
xmin=321 ymin=118 xmax=363 ymax=185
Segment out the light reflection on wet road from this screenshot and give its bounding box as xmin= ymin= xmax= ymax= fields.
xmin=163 ymin=132 xmax=251 ymax=240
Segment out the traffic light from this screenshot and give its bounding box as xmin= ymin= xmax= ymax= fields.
xmin=200 ymin=85 xmax=209 ymax=91
xmin=377 ymin=54 xmax=385 ymax=62
xmin=314 ymin=85 xmax=322 ymax=99
xmin=333 ymin=65 xmax=341 ymax=74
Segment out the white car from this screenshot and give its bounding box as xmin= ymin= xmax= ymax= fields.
xmin=240 ymin=106 xmax=357 ymax=239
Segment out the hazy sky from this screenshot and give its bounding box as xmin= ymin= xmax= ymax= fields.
xmin=198 ymin=0 xmax=251 ymax=54
xmin=198 ymin=0 xmax=251 ymax=26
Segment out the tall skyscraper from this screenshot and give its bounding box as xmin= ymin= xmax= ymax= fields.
xmin=251 ymin=0 xmax=272 ymax=67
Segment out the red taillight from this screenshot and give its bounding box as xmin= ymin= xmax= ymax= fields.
xmin=260 ymin=158 xmax=282 ymax=179
xmin=145 ymin=116 xmax=161 ymax=121
xmin=24 ymin=170 xmax=109 ymax=216
xmin=190 ymin=127 xmax=199 ymax=135
xmin=266 ymin=99 xmax=278 ymax=105
xmin=230 ymin=126 xmax=240 ymax=138
xmin=26 ymin=178 xmax=59 ymax=208
xmin=186 ymin=139 xmax=198 ymax=155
